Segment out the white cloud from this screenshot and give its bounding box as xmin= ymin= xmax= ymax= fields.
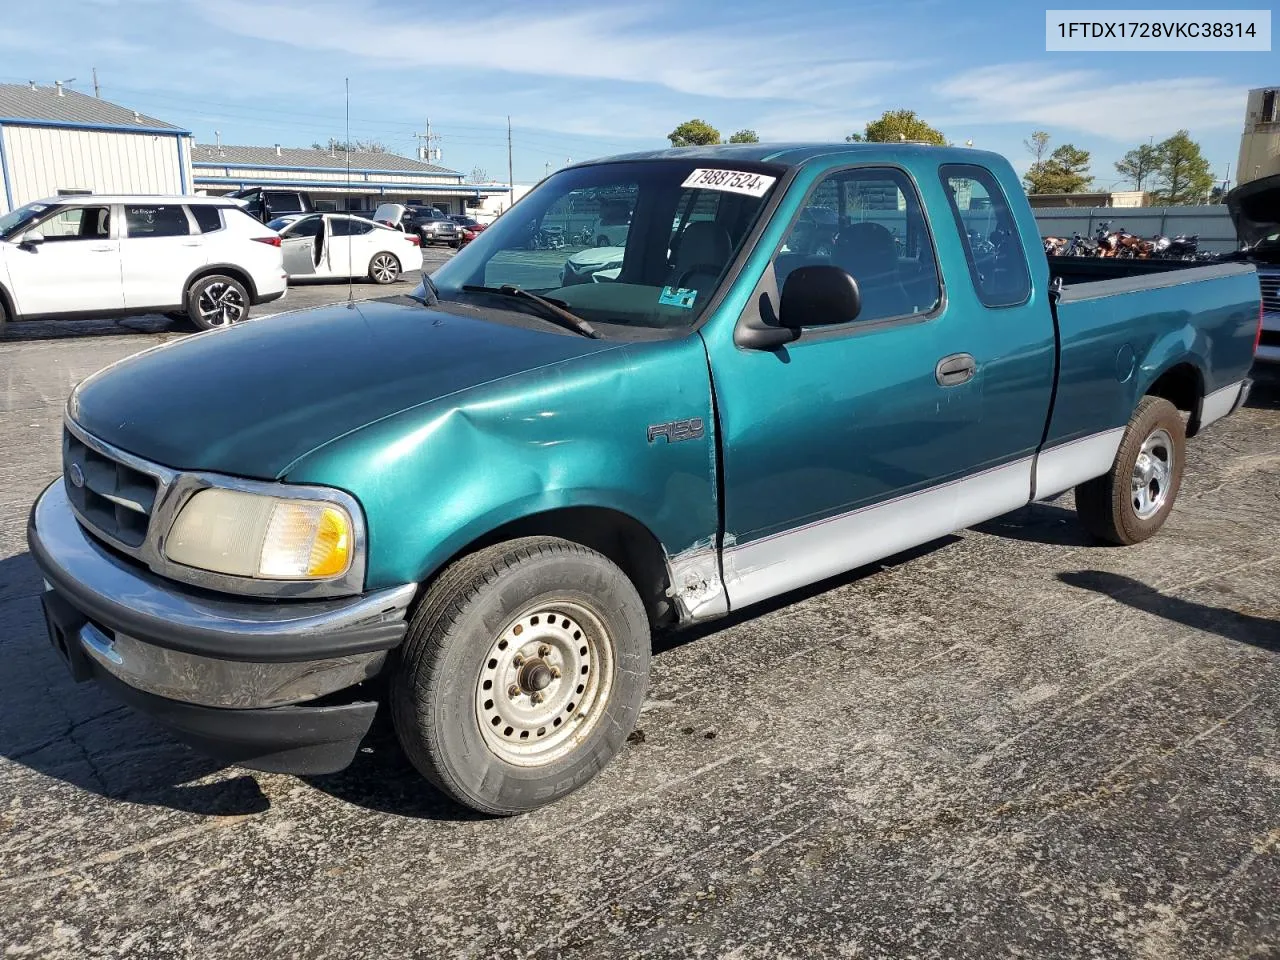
xmin=192 ymin=0 xmax=905 ymax=104
xmin=936 ymin=64 xmax=1244 ymax=140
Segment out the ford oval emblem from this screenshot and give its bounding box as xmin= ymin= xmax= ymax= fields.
xmin=68 ymin=462 xmax=85 ymax=488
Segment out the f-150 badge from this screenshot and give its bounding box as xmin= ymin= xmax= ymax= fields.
xmin=647 ymin=418 xmax=705 ymax=444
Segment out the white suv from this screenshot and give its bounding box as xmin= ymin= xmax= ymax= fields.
xmin=0 ymin=195 xmax=288 ymax=334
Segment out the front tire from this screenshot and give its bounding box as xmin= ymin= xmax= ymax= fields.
xmin=1075 ymin=396 xmax=1185 ymax=545
xmin=391 ymin=536 xmax=650 ymax=815
xmin=368 ymin=252 xmax=400 ymax=285
xmin=186 ymin=275 xmax=250 ymax=331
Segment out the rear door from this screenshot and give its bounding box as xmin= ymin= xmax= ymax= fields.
xmin=710 ymin=163 xmax=1042 ymax=609
xmin=3 ymin=204 xmax=122 ymax=316
xmin=120 ymin=203 xmax=208 ymax=309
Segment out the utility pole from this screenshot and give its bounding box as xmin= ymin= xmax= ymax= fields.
xmin=414 ymin=120 xmax=442 ymax=163
xmin=92 ymin=67 xmax=100 ymax=98
xmin=507 ymin=116 xmax=514 ymax=211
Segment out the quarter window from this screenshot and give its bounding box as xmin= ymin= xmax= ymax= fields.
xmin=775 ymin=167 xmax=941 ymax=324
xmin=189 ymin=205 xmax=225 ymax=234
xmin=939 ymin=164 xmax=1031 ymax=308
xmin=125 ymin=205 xmax=190 ymax=238
xmin=330 ymin=218 xmax=374 ymax=237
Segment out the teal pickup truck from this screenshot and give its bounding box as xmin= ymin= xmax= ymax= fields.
xmin=29 ymin=144 xmax=1261 ymax=814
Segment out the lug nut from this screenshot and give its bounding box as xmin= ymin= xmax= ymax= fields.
xmin=507 ymin=684 xmax=521 ymax=699
xmin=513 ymin=655 xmax=525 ymax=668
xmin=538 ymin=644 xmax=551 ymax=658
xmin=550 ymin=666 xmax=562 ymax=679
xmin=530 ymin=691 xmax=545 ymax=705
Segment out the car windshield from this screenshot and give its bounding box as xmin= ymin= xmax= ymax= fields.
xmin=428 ymin=159 xmax=782 ymax=336
xmin=0 ymin=202 xmax=52 ymax=240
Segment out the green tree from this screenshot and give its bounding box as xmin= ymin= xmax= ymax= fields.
xmin=1151 ymin=130 xmax=1215 ymax=205
xmin=846 ymin=109 xmax=946 ymax=145
xmin=668 ymin=119 xmax=721 ymax=147
xmin=1114 ymin=143 xmax=1160 ymax=192
xmin=1023 ymin=143 xmax=1093 ymax=194
xmin=728 ymin=128 xmax=759 ymax=143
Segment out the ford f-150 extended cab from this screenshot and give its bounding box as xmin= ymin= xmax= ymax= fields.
xmin=29 ymin=144 xmax=1262 ymax=815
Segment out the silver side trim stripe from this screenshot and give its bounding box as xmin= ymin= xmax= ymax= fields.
xmin=1033 ymin=427 xmax=1125 ymax=501
xmin=1199 ymin=380 xmax=1246 ymax=431
xmin=722 ymin=457 xmax=1034 ymax=610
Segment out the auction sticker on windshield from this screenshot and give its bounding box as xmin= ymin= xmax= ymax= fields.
xmin=682 ymin=169 xmax=777 ymax=197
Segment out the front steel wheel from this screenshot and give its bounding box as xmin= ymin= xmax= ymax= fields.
xmin=392 ymin=536 xmax=650 ymax=815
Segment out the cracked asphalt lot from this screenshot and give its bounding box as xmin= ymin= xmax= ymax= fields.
xmin=1 ymin=325 xmax=1278 ymax=959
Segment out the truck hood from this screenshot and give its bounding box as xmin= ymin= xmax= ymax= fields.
xmin=69 ymin=298 xmax=619 ymax=479
xmin=1226 ymin=173 xmax=1280 ymax=251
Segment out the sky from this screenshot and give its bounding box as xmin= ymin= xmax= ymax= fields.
xmin=0 ymin=0 xmax=1269 ymax=188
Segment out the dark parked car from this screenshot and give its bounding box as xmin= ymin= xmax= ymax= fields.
xmin=373 ymin=203 xmax=460 ymax=247
xmin=229 ymin=188 xmax=314 ymax=223
xmin=450 ymin=215 xmax=488 ymax=244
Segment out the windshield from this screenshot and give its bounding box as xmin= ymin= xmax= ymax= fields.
xmin=0 ymin=202 xmax=52 ymax=240
xmin=428 ymin=159 xmax=782 ymax=335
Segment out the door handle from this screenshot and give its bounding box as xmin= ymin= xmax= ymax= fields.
xmin=935 ymin=353 xmax=977 ymax=386
xmin=181 ymin=241 xmax=204 ymax=247
xmin=89 ymin=245 xmax=115 ymax=252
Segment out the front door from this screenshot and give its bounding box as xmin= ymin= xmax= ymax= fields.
xmin=708 ymin=164 xmax=1039 ymax=609
xmin=4 ymin=204 xmax=122 ymax=316
xmin=120 ymin=203 xmax=208 ymax=309
xmin=281 ymin=215 xmax=323 ymax=277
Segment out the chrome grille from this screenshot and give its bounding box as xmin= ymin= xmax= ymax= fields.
xmin=1261 ymin=272 xmax=1280 ymax=315
xmin=63 ymin=425 xmax=160 ymax=549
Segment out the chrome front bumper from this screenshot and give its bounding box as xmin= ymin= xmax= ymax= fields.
xmin=29 ymin=479 xmax=417 ymax=710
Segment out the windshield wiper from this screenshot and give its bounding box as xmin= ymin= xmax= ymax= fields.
xmin=461 ymin=284 xmax=600 ymax=339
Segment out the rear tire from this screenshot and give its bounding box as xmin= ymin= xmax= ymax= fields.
xmin=186 ymin=275 xmax=250 ymax=331
xmin=391 ymin=536 xmax=650 ymax=815
xmin=1075 ymin=396 xmax=1185 ymax=545
xmin=368 ymin=252 xmax=400 ymax=285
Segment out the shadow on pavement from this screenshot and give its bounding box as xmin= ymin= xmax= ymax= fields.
xmin=1246 ymin=363 xmax=1280 ymax=411
xmin=973 ymin=500 xmax=1093 ymax=547
xmin=656 ymin=534 xmax=963 ymax=655
xmin=1059 ymin=569 xmax=1280 ymax=653
xmin=0 ymin=549 xmax=477 ymax=821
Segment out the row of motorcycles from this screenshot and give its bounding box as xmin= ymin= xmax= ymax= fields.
xmin=1043 ymin=221 xmax=1206 ymax=260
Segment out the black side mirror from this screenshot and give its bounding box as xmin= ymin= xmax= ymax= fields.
xmin=780 ymin=265 xmax=861 ymax=329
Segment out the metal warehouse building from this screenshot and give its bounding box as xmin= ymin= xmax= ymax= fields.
xmin=192 ymin=144 xmax=509 ymax=215
xmin=0 ymin=83 xmax=192 ymax=215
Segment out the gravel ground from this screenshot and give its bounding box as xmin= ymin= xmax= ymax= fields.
xmin=0 ymin=318 xmax=1277 ymax=958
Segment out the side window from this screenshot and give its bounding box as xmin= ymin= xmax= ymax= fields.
xmin=189 ymin=206 xmax=224 ymax=234
xmin=125 ymin=205 xmax=190 ymax=238
xmin=329 ymin=218 xmax=372 ymax=237
xmin=289 ymin=216 xmax=323 ymax=238
xmin=30 ymin=206 xmax=111 ymax=241
xmin=939 ymin=164 xmax=1031 ymax=308
xmin=775 ymin=167 xmax=941 ymax=324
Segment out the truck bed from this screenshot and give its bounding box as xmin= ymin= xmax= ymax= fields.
xmin=1041 ymin=256 xmax=1259 ymax=461
xmin=1046 ymin=255 xmax=1241 ymax=296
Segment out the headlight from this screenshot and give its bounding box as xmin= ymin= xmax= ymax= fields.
xmin=166 ymin=488 xmax=355 ymax=580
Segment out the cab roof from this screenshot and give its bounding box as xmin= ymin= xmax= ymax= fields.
xmin=571 ymin=141 xmax=1007 ymax=171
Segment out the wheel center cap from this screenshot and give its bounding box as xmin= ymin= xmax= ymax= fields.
xmin=519 ymin=659 xmax=554 ymax=693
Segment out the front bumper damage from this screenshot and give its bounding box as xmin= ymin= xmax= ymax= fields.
xmin=28 ymin=480 xmax=417 ymax=774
